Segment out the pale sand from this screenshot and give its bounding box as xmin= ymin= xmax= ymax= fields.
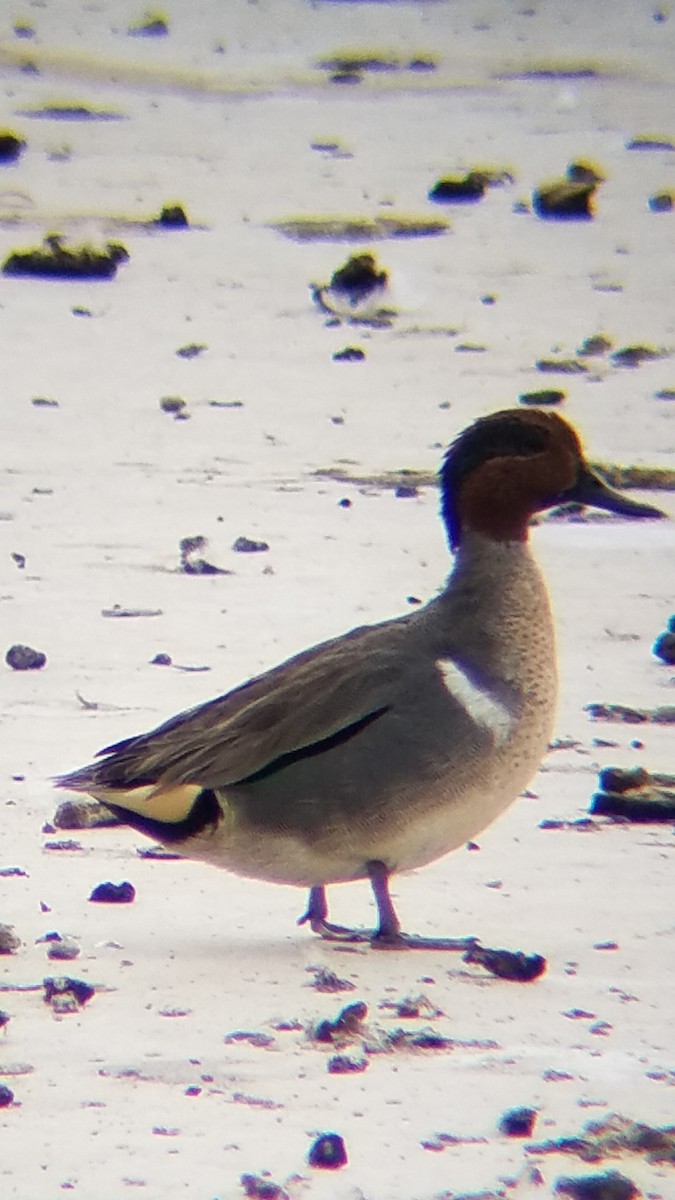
xmin=1 ymin=2 xmax=675 ymax=1197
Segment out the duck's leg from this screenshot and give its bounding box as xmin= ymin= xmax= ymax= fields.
xmin=297 ymin=885 xmax=358 ymax=938
xmin=297 ymin=869 xmax=476 ymax=951
xmin=367 ymin=859 xmax=477 ymax=952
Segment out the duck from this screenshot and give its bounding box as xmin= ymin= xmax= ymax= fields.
xmin=57 ymin=409 xmax=664 ymax=950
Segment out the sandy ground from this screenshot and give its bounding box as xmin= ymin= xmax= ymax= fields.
xmin=1 ymin=2 xmax=675 ymax=1197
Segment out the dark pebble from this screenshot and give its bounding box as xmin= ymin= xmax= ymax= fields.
xmin=332 ymin=346 xmax=365 ymax=362
xmin=150 ymin=652 xmax=173 ymax=665
xmin=0 ymin=132 xmax=25 ymax=163
xmin=89 ymin=880 xmax=136 ymax=904
xmin=395 ymin=484 xmax=419 ymax=498
xmin=337 ymin=497 xmax=352 ymax=508
xmin=157 ymin=203 xmax=189 ymax=227
xmin=610 ymin=344 xmax=662 ymax=367
xmin=6 ymin=644 xmax=47 ymax=670
xmin=0 ymin=1084 xmax=14 ymax=1108
xmin=577 ymin=334 xmax=612 ymax=356
xmin=553 ymin=1169 xmax=638 ymax=1199
xmin=327 ymin=1054 xmax=368 ymax=1074
xmin=499 ymin=1106 xmax=538 ymax=1136
xmin=175 ymin=342 xmax=207 ymax=359
xmin=653 ymin=629 xmax=675 ymax=663
xmin=519 ymin=389 xmax=566 ymax=406
xmin=648 ymin=191 xmax=673 ymax=212
xmin=232 ymin=535 xmax=269 ymax=553
xmin=536 ymin=359 xmax=587 ymax=374
xmin=463 ymin=944 xmax=547 ymax=982
xmin=308 ymin=1133 xmax=348 ymax=1169
xmin=240 ymin=1173 xmax=289 ymax=1200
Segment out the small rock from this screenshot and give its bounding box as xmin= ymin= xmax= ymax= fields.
xmin=536 ymin=358 xmax=588 ymax=374
xmin=519 ymin=389 xmax=566 ymax=406
xmin=653 ymin=625 xmax=675 ymax=663
xmin=307 ymin=1132 xmax=348 ymax=1170
xmin=46 ymin=936 xmax=80 ymax=961
xmin=43 ymin=976 xmax=95 ymax=1008
xmin=160 ymin=395 xmax=187 ymax=414
xmin=463 ymin=943 xmax=547 ymax=982
xmin=0 ymin=1010 xmax=11 ymax=1032
xmin=610 ymin=344 xmax=663 ymax=367
xmin=332 ymin=346 xmax=365 ymax=361
xmin=499 ymin=1106 xmax=538 ymax=1136
xmin=0 ymin=1084 xmax=14 ymax=1107
xmin=577 ymin=334 xmax=613 ymax=356
xmin=590 ymin=765 xmax=675 ymax=821
xmin=128 ymin=12 xmax=169 ymax=37
xmin=89 ymin=881 xmax=136 ymax=904
xmin=553 ymin=1169 xmax=638 ymax=1199
xmin=327 ymin=1054 xmax=368 ymax=1074
xmin=314 ymin=1001 xmax=368 ymax=1042
xmin=232 ymin=535 xmax=269 ymax=554
xmin=31 ymin=396 xmax=59 ymax=408
xmin=175 ymin=342 xmax=207 ymax=359
xmin=240 ymin=1173 xmax=289 ymax=1200
xmin=0 ymin=130 xmax=26 ymax=163
xmin=337 ymin=497 xmax=352 ymax=508
xmin=157 ymin=203 xmax=189 ymax=228
xmin=5 ymin=644 xmax=47 ymax=670
xmin=395 ymin=483 xmax=419 ymax=498
xmin=648 ymin=191 xmax=673 ymax=212
xmin=0 ymin=923 xmax=21 ymax=954
xmin=150 ymin=652 xmax=172 ymax=666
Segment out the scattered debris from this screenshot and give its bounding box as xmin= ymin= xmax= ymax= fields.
xmin=585 ymin=702 xmax=675 ymax=724
xmin=610 ymin=344 xmax=665 ymax=368
xmin=223 ymin=1031 xmax=275 ymax=1048
xmin=306 ymin=966 xmax=355 ymax=994
xmin=3 ymin=235 xmax=128 ymax=279
xmin=314 ymin=1001 xmax=368 ymax=1043
xmin=232 ymin=535 xmax=269 ymax=554
xmin=307 ymin=1132 xmax=347 ymax=1169
xmin=0 ymin=924 xmax=21 ymax=954
xmin=5 ymin=644 xmax=46 ymax=670
xmin=577 ymin=334 xmax=613 ymax=357
xmin=421 ymin=1131 xmax=488 ymax=1152
xmin=272 ymin=214 xmax=447 ymax=241
xmin=529 ymin=1112 xmax=675 ymax=1165
xmin=128 ymin=10 xmax=169 ymax=37
xmin=553 ymin=1171 xmax=638 ymax=1199
xmin=101 ymin=605 xmax=163 ymax=617
xmin=240 ymin=1173 xmax=289 ymax=1200
xmin=89 ymin=881 xmax=136 ymax=904
xmin=180 ymin=536 xmax=231 ymax=575
xmin=626 ymin=134 xmax=675 ymax=151
xmin=589 ymin=766 xmax=675 ymax=821
xmin=536 ymin=358 xmax=588 ymax=374
xmin=463 ymin=944 xmax=547 ymax=982
xmin=43 ymin=976 xmax=95 ymax=1013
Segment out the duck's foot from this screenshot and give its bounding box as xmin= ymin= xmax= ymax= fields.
xmin=297 ymin=866 xmax=477 ymax=951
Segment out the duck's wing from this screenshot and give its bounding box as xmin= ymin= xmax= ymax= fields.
xmin=57 ymin=618 xmax=417 ymax=796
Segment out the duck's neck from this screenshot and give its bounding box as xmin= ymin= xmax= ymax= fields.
xmin=423 ymin=530 xmax=557 ymax=694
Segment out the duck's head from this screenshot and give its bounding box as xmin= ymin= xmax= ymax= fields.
xmin=440 ymin=408 xmax=665 ymax=550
